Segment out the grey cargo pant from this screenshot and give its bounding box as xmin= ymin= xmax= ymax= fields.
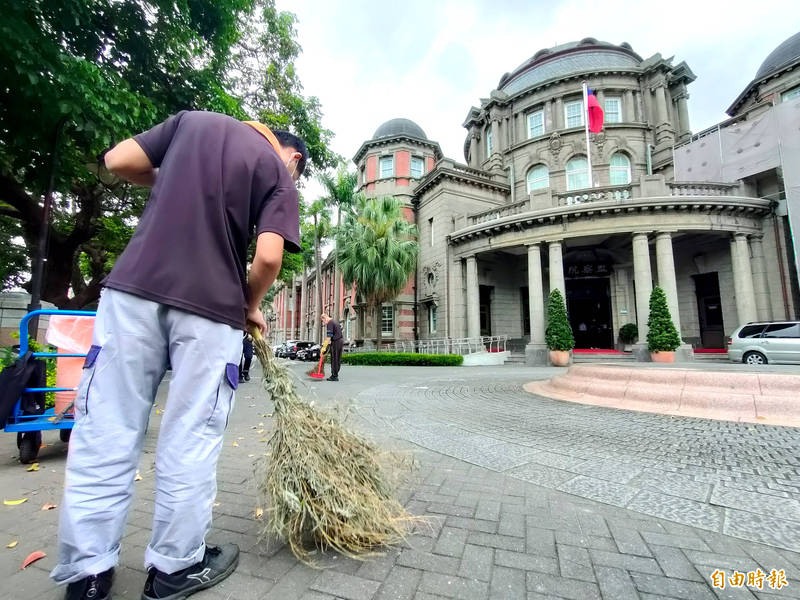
xmin=51 ymin=289 xmax=242 ymax=584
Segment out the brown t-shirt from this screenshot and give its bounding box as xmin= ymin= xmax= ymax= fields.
xmin=105 ymin=111 xmax=300 ymax=330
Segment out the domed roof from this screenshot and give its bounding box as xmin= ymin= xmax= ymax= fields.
xmin=755 ymin=31 xmax=800 ymax=80
xmin=372 ymin=118 xmax=427 ymax=140
xmin=499 ymin=39 xmax=642 ymax=96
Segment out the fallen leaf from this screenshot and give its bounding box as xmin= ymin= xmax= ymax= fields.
xmin=3 ymin=498 xmax=28 ymax=506
xmin=212 ymin=502 xmax=221 ymax=508
xmin=256 ymin=429 xmax=264 ymax=434
xmin=258 ymin=422 xmax=264 ymax=427
xmin=41 ymin=503 xmax=57 ymax=511
xmin=40 ymin=444 xmax=48 ymax=449
xmin=249 ymin=404 xmax=256 ymax=408
xmin=247 ymin=454 xmax=255 ymax=458
xmin=134 ymin=471 xmax=143 ymax=482
xmin=232 ymin=442 xmax=239 ymax=447
xmin=20 ymin=550 xmax=46 ymax=569
xmin=255 ymin=507 xmax=263 ymax=519
xmin=259 ymin=437 xmax=267 ymax=443
xmin=27 ymin=463 xmax=39 ymax=472
xmin=156 ymin=409 xmax=162 ymax=415
xmin=6 ymin=541 xmax=18 ymax=549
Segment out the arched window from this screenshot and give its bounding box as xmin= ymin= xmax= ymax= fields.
xmin=566 ymin=156 xmax=589 ymax=191
xmin=609 ymin=153 xmax=631 ymax=185
xmin=526 ymin=165 xmax=549 ymax=192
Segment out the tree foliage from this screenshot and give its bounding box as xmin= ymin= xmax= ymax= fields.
xmin=0 ymin=0 xmax=335 ymax=308
xmin=336 ymin=196 xmax=418 ymax=350
xmin=646 ymin=286 xmax=681 ymax=352
xmin=545 ymin=289 xmax=575 ymax=351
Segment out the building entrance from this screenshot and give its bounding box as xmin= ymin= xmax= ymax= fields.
xmin=693 ymin=272 xmax=724 ymax=348
xmin=566 ymin=278 xmax=614 ymax=349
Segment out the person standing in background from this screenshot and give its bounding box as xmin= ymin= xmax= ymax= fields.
xmin=321 ymin=314 xmax=344 ymax=381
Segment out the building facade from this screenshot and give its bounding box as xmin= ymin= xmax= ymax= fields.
xmin=271 ymin=35 xmax=800 ymax=362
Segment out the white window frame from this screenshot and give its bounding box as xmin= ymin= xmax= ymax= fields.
xmin=527 ymin=109 xmax=545 ymax=138
xmin=604 ymin=96 xmax=622 ymax=123
xmin=486 ymin=129 xmax=493 ymax=156
xmin=411 ymin=156 xmax=425 ymax=178
xmin=609 ymin=152 xmax=632 ymax=185
xmin=381 ymin=304 xmax=393 ymax=336
xmin=782 ymin=86 xmax=800 ymax=102
xmin=379 ymin=155 xmax=394 ymax=178
xmin=564 ymin=100 xmax=584 ymax=128
xmin=526 ymin=164 xmax=550 ymax=192
xmin=429 ymin=305 xmax=438 ymax=334
xmin=566 ymin=156 xmax=589 ymax=191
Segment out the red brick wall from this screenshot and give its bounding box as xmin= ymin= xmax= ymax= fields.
xmin=426 ymin=156 xmax=435 ymax=173
xmin=366 ymin=155 xmax=377 ymax=182
xmin=396 ymin=150 xmax=410 ymax=177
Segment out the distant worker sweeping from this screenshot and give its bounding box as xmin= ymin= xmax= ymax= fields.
xmin=321 ymin=313 xmax=344 ymax=381
xmin=51 ymin=110 xmax=307 ymax=600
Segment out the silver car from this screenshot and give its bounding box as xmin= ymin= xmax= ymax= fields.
xmin=728 ymin=321 xmax=800 ymax=365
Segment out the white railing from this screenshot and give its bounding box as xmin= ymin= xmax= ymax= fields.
xmin=553 ymin=184 xmax=634 ymax=207
xmin=667 ymin=182 xmax=739 ymax=197
xmin=469 ymin=200 xmax=530 ymax=225
xmin=357 ymin=335 xmax=508 ymax=355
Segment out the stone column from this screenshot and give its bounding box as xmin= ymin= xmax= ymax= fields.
xmin=528 ymin=244 xmax=545 ymax=345
xmin=466 ymin=255 xmax=480 ymax=338
xmin=491 ymin=119 xmax=500 ymax=155
xmin=624 ymin=90 xmax=635 ymax=122
xmin=655 ymin=232 xmax=682 ymax=336
xmin=548 ymin=241 xmax=565 ymax=300
xmin=300 ymin=269 xmax=308 ymax=339
xmin=676 ymin=93 xmax=691 ymax=137
xmin=632 ymin=232 xmax=653 ymax=345
xmin=544 ymin=100 xmax=554 ymax=132
xmin=749 ymin=234 xmax=771 ymax=321
xmin=655 ymin=86 xmax=668 ymax=124
xmin=288 ymin=279 xmax=296 ymax=339
xmin=555 ymin=97 xmax=564 ymax=129
xmin=730 ymin=233 xmax=758 ymax=325
xmin=469 ymin=132 xmax=478 ymax=165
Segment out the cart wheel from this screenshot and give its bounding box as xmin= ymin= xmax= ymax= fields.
xmin=60 ymin=429 xmax=72 ymax=443
xmin=18 ymin=432 xmax=42 ymax=464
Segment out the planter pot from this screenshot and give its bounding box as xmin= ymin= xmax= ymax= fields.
xmin=650 ymin=351 xmax=675 ymax=363
xmin=549 ymin=350 xmax=571 ymax=367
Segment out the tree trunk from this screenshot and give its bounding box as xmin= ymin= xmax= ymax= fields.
xmin=300 ymin=268 xmax=308 ymax=339
xmin=314 ymin=217 xmax=322 ymax=344
xmin=374 ymin=302 xmax=381 ymax=352
xmin=333 ymin=206 xmax=341 ymax=321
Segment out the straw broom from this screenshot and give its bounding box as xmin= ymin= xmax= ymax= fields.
xmin=250 ymin=329 xmax=417 ymax=562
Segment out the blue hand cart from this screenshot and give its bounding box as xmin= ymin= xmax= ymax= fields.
xmin=4 ymin=309 xmax=96 ymax=463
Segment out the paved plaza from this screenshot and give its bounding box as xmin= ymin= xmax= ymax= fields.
xmin=2 ymin=362 xmax=800 ymax=599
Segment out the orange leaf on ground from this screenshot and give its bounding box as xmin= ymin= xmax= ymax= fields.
xmin=21 ymin=550 xmax=46 ymax=569
xmin=255 ymin=507 xmax=264 ymax=519
xmin=41 ymin=503 xmax=57 ymax=511
xmin=3 ymin=498 xmax=28 ymax=506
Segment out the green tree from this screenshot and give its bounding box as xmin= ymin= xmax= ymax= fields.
xmin=545 ymin=289 xmax=575 ymax=351
xmin=0 ymin=0 xmax=334 ymax=307
xmin=337 ymin=196 xmax=418 ymax=351
xmin=319 ymin=164 xmax=359 ymax=320
xmin=646 ymin=286 xmax=681 ymax=352
xmin=307 ymin=199 xmax=331 ymax=343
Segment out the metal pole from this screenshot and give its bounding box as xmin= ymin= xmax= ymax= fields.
xmin=583 ymin=82 xmax=593 ymax=188
xmin=27 ymin=118 xmax=66 ymax=342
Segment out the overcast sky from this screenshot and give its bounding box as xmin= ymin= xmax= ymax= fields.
xmin=277 ymin=0 xmax=798 ymax=198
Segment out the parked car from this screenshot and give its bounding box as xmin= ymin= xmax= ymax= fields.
xmin=286 ymin=341 xmax=314 ymax=360
xmin=297 ymin=344 xmax=322 ymax=362
xmin=728 ymin=321 xmax=800 ymax=365
xmin=275 ymin=340 xmax=295 ymax=358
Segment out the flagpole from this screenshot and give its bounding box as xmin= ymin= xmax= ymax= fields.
xmin=582 ymin=81 xmax=593 ymax=188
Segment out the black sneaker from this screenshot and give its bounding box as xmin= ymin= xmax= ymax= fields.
xmin=65 ymin=568 xmax=114 ymax=600
xmin=141 ymin=544 xmax=239 ymax=600
xmin=327 ymin=376 xmax=338 ymax=381
xmin=244 ymin=372 xmax=250 ymax=382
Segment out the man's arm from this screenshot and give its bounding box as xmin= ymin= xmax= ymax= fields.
xmin=246 ymin=232 xmax=284 ymax=333
xmin=104 ymin=138 xmax=157 ymax=187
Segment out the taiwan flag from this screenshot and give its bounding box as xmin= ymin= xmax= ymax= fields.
xmin=586 ymin=88 xmax=604 ymax=133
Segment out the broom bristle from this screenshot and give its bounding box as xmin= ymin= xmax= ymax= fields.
xmin=251 ymin=333 xmax=419 ymax=562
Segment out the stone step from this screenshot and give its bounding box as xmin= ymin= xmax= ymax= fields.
xmin=573 ymin=352 xmax=636 ymax=363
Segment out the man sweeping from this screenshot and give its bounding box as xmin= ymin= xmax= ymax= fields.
xmin=51 ymin=110 xmax=307 ymax=600
xmin=321 ymin=314 xmax=344 ymax=381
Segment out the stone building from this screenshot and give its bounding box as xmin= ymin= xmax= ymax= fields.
xmin=270 ymin=35 xmax=800 ymax=363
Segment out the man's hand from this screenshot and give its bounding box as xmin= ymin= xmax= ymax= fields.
xmin=247 ymin=306 xmax=267 ymax=335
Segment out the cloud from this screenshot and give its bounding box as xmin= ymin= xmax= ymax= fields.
xmin=280 ymin=0 xmax=798 ymax=191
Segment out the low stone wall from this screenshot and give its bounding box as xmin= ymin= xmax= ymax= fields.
xmin=525 ymin=364 xmax=800 ymax=427
xmin=463 ymin=350 xmax=509 ymax=366
xmin=0 ymin=293 xmax=56 ymax=347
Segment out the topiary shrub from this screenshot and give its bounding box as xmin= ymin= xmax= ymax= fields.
xmin=619 ymin=323 xmax=639 ymax=345
xmin=646 ymin=286 xmax=681 ymax=352
xmin=341 ymin=353 xmax=463 ymax=366
xmin=545 ymin=289 xmax=574 ymax=351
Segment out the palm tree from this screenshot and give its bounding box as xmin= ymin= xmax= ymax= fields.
xmin=307 ymin=198 xmax=331 ymax=343
xmin=337 ymin=195 xmax=418 ymax=351
xmin=319 ymin=165 xmax=359 ymax=322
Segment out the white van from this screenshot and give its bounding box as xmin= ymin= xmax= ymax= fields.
xmin=727 ymin=321 xmax=800 ymax=365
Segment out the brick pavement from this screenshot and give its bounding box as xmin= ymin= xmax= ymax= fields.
xmin=1 ymin=362 xmax=799 ymax=599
